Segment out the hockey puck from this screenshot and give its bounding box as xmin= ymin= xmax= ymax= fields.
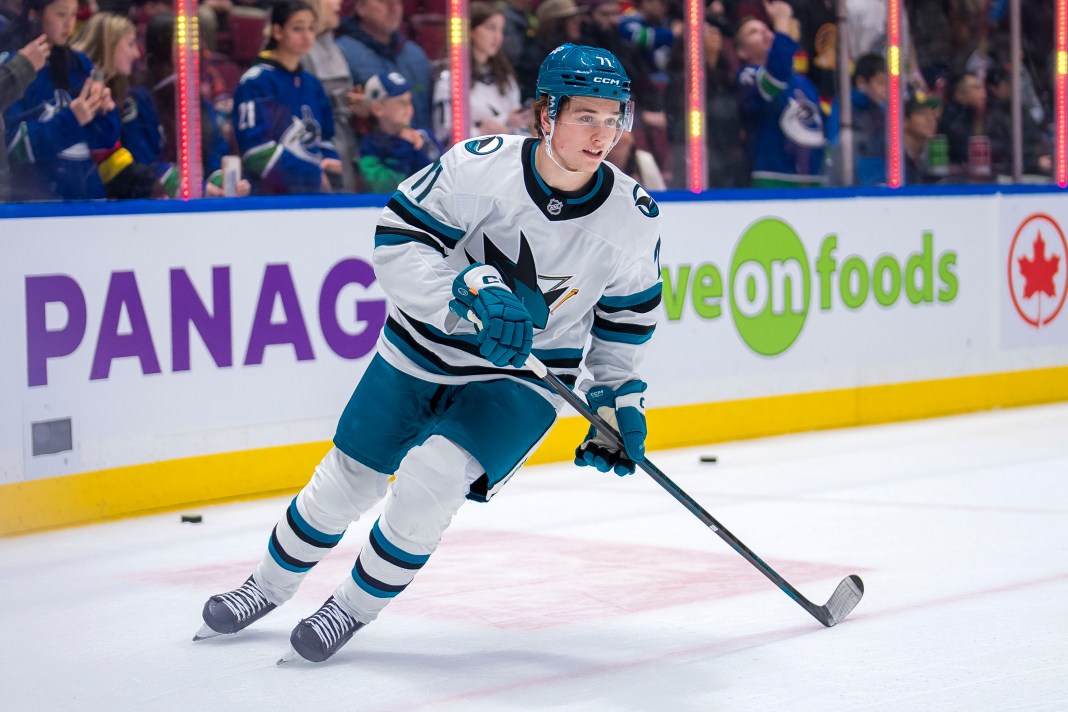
xmin=181 ymin=514 xmax=203 ymax=524
xmin=699 ymin=455 xmax=718 ymax=464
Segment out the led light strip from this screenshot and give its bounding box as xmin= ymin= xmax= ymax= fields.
xmin=1057 ymin=0 xmax=1067 ymax=187
xmin=175 ymin=1 xmax=203 ymax=199
xmin=449 ymin=0 xmax=470 ymax=148
xmin=886 ymin=0 xmax=902 ymax=187
xmin=686 ymin=0 xmax=705 ymax=192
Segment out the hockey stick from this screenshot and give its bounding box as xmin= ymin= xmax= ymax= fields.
xmin=524 ymin=354 xmax=865 ymax=628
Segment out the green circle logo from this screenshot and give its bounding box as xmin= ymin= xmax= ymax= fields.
xmin=730 ymin=218 xmax=811 ymax=355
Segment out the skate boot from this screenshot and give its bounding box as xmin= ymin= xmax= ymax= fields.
xmin=286 ymin=596 xmax=365 ymax=663
xmin=194 ymin=576 xmax=278 ymax=640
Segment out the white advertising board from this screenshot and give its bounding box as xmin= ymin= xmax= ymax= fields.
xmin=3 ymin=192 xmax=1068 ymax=487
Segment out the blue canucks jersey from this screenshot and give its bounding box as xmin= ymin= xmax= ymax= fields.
xmin=233 ymin=55 xmax=338 ymax=195
xmin=2 ymin=48 xmax=120 ymax=200
xmin=737 ymin=32 xmax=827 ymax=185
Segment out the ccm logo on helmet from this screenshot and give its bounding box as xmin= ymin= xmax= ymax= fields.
xmin=593 ymin=77 xmax=621 ymax=85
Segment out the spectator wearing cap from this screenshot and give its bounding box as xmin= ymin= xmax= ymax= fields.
xmin=735 ymin=0 xmax=826 ymax=187
xmin=514 ymin=0 xmax=585 ymax=101
xmin=903 ymin=89 xmax=940 ymax=185
xmin=336 ymin=0 xmax=433 ymax=133
xmin=358 ymin=70 xmax=441 ymax=192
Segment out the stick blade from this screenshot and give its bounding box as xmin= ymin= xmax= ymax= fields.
xmin=818 ymin=575 xmax=864 ymax=627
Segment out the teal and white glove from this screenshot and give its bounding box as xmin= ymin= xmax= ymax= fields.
xmin=449 ymin=263 xmax=534 ymax=368
xmin=574 ymin=380 xmax=647 ymax=476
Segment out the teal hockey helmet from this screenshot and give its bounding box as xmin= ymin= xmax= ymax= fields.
xmin=536 ymin=44 xmax=633 ymax=125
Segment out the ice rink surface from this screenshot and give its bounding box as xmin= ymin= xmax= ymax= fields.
xmin=3 ymin=402 xmax=1067 ymax=711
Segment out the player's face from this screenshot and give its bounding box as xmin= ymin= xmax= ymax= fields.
xmin=548 ymin=96 xmax=626 ymax=172
xmin=275 ymin=9 xmax=317 ymax=57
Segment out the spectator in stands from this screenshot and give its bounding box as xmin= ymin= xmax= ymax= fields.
xmin=903 ymin=88 xmax=940 ymax=185
xmin=692 ymin=16 xmax=748 ymax=188
xmin=605 ymin=123 xmax=665 ymax=190
xmin=143 ymin=12 xmax=247 ymax=196
xmin=1 ymin=0 xmax=120 ymax=200
xmin=735 ymin=1 xmax=826 ymax=187
xmin=1 ymin=31 xmax=48 ymax=201
xmin=580 ymin=0 xmax=665 ymax=161
xmin=233 ymin=0 xmax=341 ymax=194
xmin=1 ymin=0 xmax=22 ymax=33
xmin=358 ymin=70 xmax=440 ymax=192
xmin=618 ymin=0 xmax=681 ymax=93
xmin=499 ymin=0 xmax=535 ymax=70
xmin=825 ymin=52 xmax=887 ymax=185
xmin=73 ymin=12 xmax=171 ymax=198
xmin=938 ymin=69 xmax=985 ymax=168
xmin=784 ymin=0 xmax=837 ymax=112
xmin=303 ymin=0 xmax=359 ymax=191
xmin=336 ymin=0 xmax=433 ymax=132
xmin=432 ymin=1 xmax=527 ymax=146
xmin=984 ymin=63 xmax=1051 ymax=177
xmin=515 ymin=0 xmax=585 ymax=101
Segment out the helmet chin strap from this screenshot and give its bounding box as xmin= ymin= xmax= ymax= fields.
xmin=542 ymin=118 xmax=623 ymax=177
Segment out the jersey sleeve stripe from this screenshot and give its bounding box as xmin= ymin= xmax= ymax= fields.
xmin=597 ymin=283 xmax=663 ymax=309
xmin=374 ymin=226 xmax=447 ymax=256
xmin=591 ymin=315 xmax=656 ymax=344
xmin=387 ymin=192 xmax=464 ymax=247
xmin=597 ymin=292 xmax=662 ymax=314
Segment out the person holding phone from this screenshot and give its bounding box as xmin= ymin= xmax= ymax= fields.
xmin=0 ymin=0 xmax=119 ymax=201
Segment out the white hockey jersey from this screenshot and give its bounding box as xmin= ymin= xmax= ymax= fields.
xmin=372 ymin=134 xmax=663 ymax=400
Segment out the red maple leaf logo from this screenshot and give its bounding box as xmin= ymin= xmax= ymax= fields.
xmin=1017 ymin=231 xmax=1060 ymax=299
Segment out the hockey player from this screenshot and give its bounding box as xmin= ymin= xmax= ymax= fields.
xmin=195 ymin=43 xmax=663 ymax=663
xmin=232 ymin=0 xmax=341 ymax=195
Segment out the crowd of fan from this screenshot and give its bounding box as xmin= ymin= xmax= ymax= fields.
xmin=0 ymin=0 xmax=1060 ymax=201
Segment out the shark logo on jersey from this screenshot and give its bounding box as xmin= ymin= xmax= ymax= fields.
xmin=279 ymin=106 xmax=323 ymax=165
xmin=464 ymin=135 xmax=504 ymax=155
xmin=547 ymin=197 xmax=564 ymax=216
xmin=467 ymin=232 xmax=577 ymax=328
xmin=632 ymin=184 xmax=659 ymax=218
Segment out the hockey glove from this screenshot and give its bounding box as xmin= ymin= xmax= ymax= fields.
xmin=449 ymin=263 xmax=534 ymax=368
xmin=574 ymin=380 xmax=647 ymax=476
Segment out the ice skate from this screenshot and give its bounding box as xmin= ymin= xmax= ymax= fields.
xmin=193 ymin=576 xmax=278 ymax=640
xmin=284 ymin=596 xmax=365 ymax=663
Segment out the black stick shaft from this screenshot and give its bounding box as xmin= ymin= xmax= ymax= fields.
xmin=526 ymin=356 xmax=828 ymax=623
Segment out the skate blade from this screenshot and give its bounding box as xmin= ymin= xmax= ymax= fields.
xmin=277 ymin=647 xmax=301 ymax=666
xmin=192 ymin=623 xmax=224 ymax=641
